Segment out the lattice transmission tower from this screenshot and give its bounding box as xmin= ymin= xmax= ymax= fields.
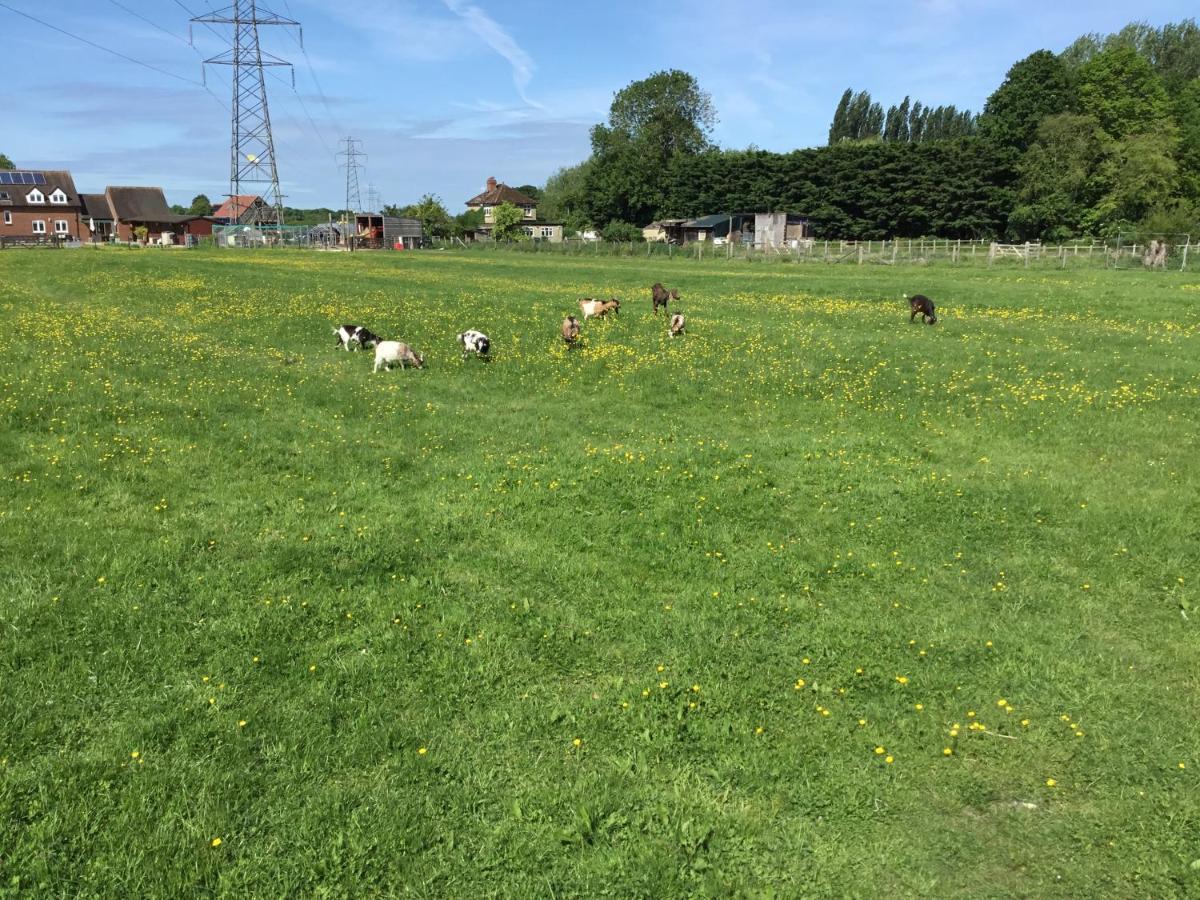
xmin=192 ymin=1 xmax=299 ymax=227
xmin=339 ymin=137 xmax=366 ymax=226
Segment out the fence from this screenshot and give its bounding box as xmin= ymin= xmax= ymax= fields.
xmin=430 ymin=235 xmax=1194 ymax=271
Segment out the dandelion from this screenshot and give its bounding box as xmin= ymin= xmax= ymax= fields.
xmin=943 ymin=748 xmax=953 ymax=756
xmin=794 ymin=679 xmax=806 ymax=690
xmin=130 ymin=750 xmax=140 ymax=759
xmin=1045 ymin=778 xmax=1057 ymax=787
xmin=417 ymin=747 xmax=427 ymax=756
xmin=1020 ymin=719 xmax=1030 ymax=727
xmin=914 ymin=704 xmax=924 ymax=711
xmin=659 ymin=681 xmax=669 ymax=690
xmin=874 ymin=746 xmax=885 ymax=755
xmin=885 ymin=755 xmax=894 ymax=764
xmin=755 ymin=726 xmax=765 ymax=735
xmin=572 ymin=738 xmax=582 ymax=748
xmin=997 ymin=699 xmax=1008 ymax=707
xmin=895 ymin=676 xmax=909 ymax=685
xmin=858 ymin=719 xmax=867 ymax=727
xmin=210 ymin=837 xmax=222 ymax=848
xmin=238 ymin=720 xmax=247 ymax=728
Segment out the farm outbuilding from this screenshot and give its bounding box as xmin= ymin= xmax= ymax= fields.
xmin=658 ymin=212 xmax=810 ymax=246
xmin=354 ymin=214 xmax=423 ymax=248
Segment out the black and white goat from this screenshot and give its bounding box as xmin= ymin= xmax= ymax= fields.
xmin=333 ymin=324 xmax=382 ymax=351
xmin=457 ymin=330 xmax=491 ymax=360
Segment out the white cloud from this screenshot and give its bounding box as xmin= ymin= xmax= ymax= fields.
xmin=440 ymin=0 xmax=541 ymax=107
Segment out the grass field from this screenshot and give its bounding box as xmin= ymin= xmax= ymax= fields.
xmin=1 ymin=247 xmax=1198 ymax=896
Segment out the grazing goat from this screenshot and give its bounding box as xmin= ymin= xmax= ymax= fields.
xmin=651 ymin=283 xmax=679 ymax=315
xmin=561 ymin=315 xmax=581 ymax=346
xmin=579 ymin=298 xmax=619 ymax=320
xmin=333 ymin=324 xmax=382 ymax=351
xmin=668 ymin=313 xmax=686 ymax=337
xmin=373 ymin=341 xmax=425 ymax=372
xmin=905 ymin=293 xmax=937 ymax=325
xmin=457 ymin=330 xmax=491 ymax=359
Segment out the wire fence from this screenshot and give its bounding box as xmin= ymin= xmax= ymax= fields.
xmin=428 ymin=235 xmax=1195 ymax=271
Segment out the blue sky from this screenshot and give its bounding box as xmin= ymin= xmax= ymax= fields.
xmin=1 ymin=0 xmax=1196 ymax=210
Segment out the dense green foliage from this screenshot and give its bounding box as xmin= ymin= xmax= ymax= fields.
xmin=490 ymin=201 xmax=527 ymax=241
xmin=2 ymin=249 xmax=1199 ymax=894
xmin=664 ymin=139 xmax=1016 ymax=239
xmin=0 ymin=153 xmax=14 ymax=170
xmin=978 ymin=51 xmax=1077 ymax=152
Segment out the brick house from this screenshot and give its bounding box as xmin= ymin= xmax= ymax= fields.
xmin=0 ymin=169 xmax=85 ymax=242
xmin=464 ymin=177 xmax=562 ymax=242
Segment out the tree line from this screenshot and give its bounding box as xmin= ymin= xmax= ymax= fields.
xmin=526 ymin=18 xmax=1199 ymax=241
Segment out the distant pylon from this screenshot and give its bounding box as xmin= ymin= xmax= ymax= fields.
xmin=192 ymin=1 xmax=299 ymax=227
xmin=339 ymin=137 xmax=366 ymax=225
xmin=366 ymin=184 xmax=380 ymax=215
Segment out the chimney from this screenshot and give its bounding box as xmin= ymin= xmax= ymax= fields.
xmin=486 ymin=176 xmax=497 ymax=192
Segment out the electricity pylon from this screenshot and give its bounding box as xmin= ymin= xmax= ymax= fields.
xmin=192 ymin=1 xmax=299 ymax=227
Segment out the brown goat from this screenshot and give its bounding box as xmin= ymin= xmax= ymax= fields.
xmin=561 ymin=315 xmax=580 ymax=345
xmin=651 ymin=282 xmax=679 ymax=315
xmin=905 ymin=293 xmax=937 ymax=325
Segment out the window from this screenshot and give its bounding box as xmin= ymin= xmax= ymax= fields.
xmin=49 ymin=189 xmax=68 ymax=205
xmin=27 ymin=189 xmax=45 ymax=204
xmin=3 ymin=211 xmax=11 ymax=225
xmin=54 ymin=220 xmax=70 ymax=234
xmin=32 ymin=220 xmax=46 ymax=233
xmin=523 ymin=206 xmax=535 ymax=218
xmin=540 ymin=226 xmax=554 ymax=238
xmin=0 ymin=191 xmax=10 ymax=200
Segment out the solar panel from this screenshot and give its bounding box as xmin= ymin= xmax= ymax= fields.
xmin=0 ymin=172 xmax=48 ymax=186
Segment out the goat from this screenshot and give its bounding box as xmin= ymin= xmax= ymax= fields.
xmin=561 ymin=315 xmax=581 ymax=346
xmin=333 ymin=324 xmax=381 ymax=351
xmin=651 ymin=283 xmax=679 ymax=315
xmin=668 ymin=313 xmax=686 ymax=337
xmin=905 ymin=293 xmax=937 ymax=325
xmin=579 ymin=298 xmax=619 ymax=320
xmin=457 ymin=330 xmax=491 ymax=359
xmin=373 ymin=341 xmax=424 ymax=372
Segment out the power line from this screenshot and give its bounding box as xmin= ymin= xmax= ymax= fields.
xmin=0 ymin=1 xmax=204 ymax=87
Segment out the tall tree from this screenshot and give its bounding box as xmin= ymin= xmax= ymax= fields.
xmin=400 ymin=193 xmax=452 ymax=238
xmin=0 ymin=153 xmax=13 ymax=170
xmin=1076 ymin=45 xmax=1173 ymax=140
xmin=979 ymin=50 xmax=1076 ymax=151
xmin=514 ymin=184 xmax=542 ymax=201
xmin=828 ymin=89 xmax=853 ymax=144
xmin=188 ymin=194 xmax=214 ymax=216
xmin=585 ymin=70 xmax=716 ymax=225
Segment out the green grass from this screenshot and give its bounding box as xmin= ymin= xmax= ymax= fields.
xmin=1 ymin=247 xmax=1198 ymax=896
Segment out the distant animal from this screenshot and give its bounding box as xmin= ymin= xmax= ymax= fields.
xmin=668 ymin=313 xmax=686 ymax=337
xmin=651 ymin=283 xmax=679 ymax=315
xmin=333 ymin=324 xmax=382 ymax=350
xmin=905 ymin=293 xmax=937 ymax=325
xmin=561 ymin=315 xmax=581 ymax=346
xmin=579 ymin=298 xmax=620 ymax=320
xmin=373 ymin=341 xmax=424 ymax=372
xmin=457 ymin=329 xmax=491 ymax=359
